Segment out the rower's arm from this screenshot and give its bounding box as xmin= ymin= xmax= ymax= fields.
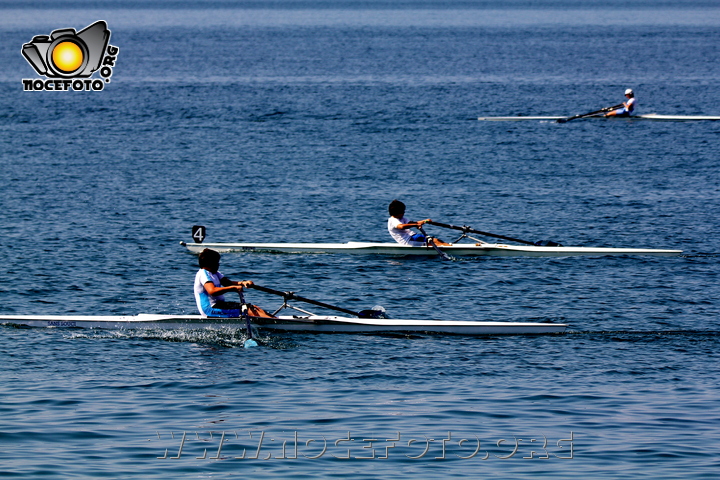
xmin=397 ymin=218 xmax=432 ymax=229
xmin=204 ymin=280 xmax=253 ymax=296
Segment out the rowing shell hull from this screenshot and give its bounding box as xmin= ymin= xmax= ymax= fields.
xmin=181 ymin=241 xmax=681 ymax=257
xmin=0 ymin=314 xmax=567 ymax=335
xmin=478 ymin=114 xmax=720 ymax=121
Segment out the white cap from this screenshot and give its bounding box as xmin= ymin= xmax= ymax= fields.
xmin=625 ymin=88 xmax=634 ymax=95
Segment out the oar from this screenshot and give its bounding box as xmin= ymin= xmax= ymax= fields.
xmin=417 ymin=225 xmax=454 ymax=261
xmin=248 ymin=284 xmax=386 ymax=319
xmin=238 ymin=290 xmax=258 ymax=348
xmin=427 ymin=221 xmax=561 ymax=246
xmin=556 ymin=103 xmax=625 ymax=123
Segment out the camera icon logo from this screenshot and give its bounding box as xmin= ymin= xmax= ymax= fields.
xmin=22 ymin=20 xmax=110 ymax=78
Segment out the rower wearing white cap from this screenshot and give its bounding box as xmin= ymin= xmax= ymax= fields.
xmin=605 ymin=89 xmax=636 ymax=117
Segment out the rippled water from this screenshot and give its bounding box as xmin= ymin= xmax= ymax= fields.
xmin=1 ymin=1 xmax=719 ymax=478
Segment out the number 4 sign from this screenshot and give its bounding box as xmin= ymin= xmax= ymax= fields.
xmin=192 ymin=225 xmax=206 ymax=243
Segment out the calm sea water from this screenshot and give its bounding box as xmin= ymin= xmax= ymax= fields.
xmin=1 ymin=1 xmax=719 ymax=478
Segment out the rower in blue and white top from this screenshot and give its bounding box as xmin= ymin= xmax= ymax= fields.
xmin=387 ymin=199 xmax=451 ymax=247
xmin=194 ymin=248 xmax=273 ymax=318
xmin=605 ymin=89 xmax=636 ymax=117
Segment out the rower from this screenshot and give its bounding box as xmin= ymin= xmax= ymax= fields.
xmin=194 ymin=248 xmax=273 ymax=318
xmin=605 ymin=89 xmax=636 ymax=117
xmin=387 ymin=200 xmax=451 ymax=247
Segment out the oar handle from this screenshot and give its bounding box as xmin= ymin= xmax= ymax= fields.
xmin=593 ymin=103 xmax=625 ymax=116
xmin=236 ymin=289 xmax=257 ymax=345
xmin=558 ymin=103 xmax=625 ymax=123
xmin=248 ymin=284 xmax=361 ymax=317
xmin=428 ymin=221 xmax=536 ymax=246
xmin=417 ymin=225 xmax=453 ymax=260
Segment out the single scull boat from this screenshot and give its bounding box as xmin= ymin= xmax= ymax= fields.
xmin=478 ymin=114 xmax=720 ymax=121
xmin=180 ymin=241 xmax=681 ymax=257
xmin=182 ymin=223 xmax=681 ymax=257
xmin=0 ymin=314 xmax=567 ymax=335
xmin=0 ymin=284 xmax=567 ymax=336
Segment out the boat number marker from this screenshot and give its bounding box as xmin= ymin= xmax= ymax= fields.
xmin=192 ymin=225 xmax=206 ymax=243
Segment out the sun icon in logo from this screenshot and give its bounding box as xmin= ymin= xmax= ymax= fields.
xmin=51 ymin=41 xmax=85 ymax=73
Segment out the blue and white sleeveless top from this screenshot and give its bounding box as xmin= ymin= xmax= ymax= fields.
xmin=194 ymin=269 xmax=226 ymax=316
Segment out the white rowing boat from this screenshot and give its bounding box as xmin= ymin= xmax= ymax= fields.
xmin=478 ymin=114 xmax=720 ymax=121
xmin=180 ymin=241 xmax=682 ymax=257
xmin=0 ymin=314 xmax=567 ymax=335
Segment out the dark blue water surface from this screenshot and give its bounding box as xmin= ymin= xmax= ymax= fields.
xmin=1 ymin=1 xmax=719 ymax=478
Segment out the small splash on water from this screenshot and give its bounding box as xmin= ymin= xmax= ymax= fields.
xmin=63 ymin=327 xmax=291 ymax=349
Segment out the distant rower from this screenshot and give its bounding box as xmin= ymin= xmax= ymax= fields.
xmin=605 ymin=89 xmax=636 ymax=117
